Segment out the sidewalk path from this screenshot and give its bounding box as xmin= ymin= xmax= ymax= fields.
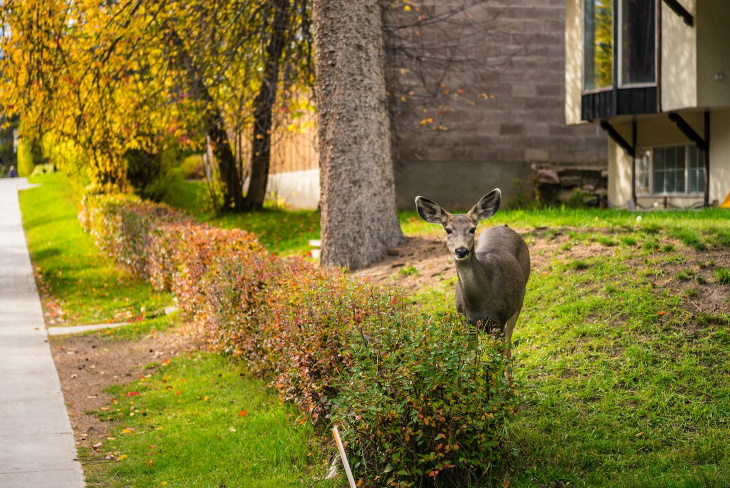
xmin=0 ymin=178 xmax=85 ymax=487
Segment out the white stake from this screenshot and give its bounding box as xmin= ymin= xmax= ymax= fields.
xmin=332 ymin=425 xmax=357 ymax=488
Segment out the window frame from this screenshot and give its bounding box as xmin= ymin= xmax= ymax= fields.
xmin=635 ymin=144 xmax=706 ymax=197
xmin=582 ymin=0 xmax=658 ymax=93
xmin=617 ymin=0 xmax=658 ymax=88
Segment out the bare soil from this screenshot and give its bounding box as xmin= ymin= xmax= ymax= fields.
xmin=351 ymin=229 xmax=623 ymax=292
xmin=51 ymin=227 xmax=729 ymax=459
xmin=50 ymin=325 xmax=202 ymax=455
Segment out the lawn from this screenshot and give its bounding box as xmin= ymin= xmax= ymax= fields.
xmin=82 ymin=352 xmax=334 ymax=488
xmin=507 ymin=226 xmax=730 ymax=487
xmin=21 ymin=172 xmax=730 ymax=487
xmin=19 ymin=173 xmax=174 ymax=326
xmin=20 ymin=174 xmax=334 ymax=487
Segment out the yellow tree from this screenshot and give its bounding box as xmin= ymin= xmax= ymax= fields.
xmin=0 ymin=0 xmax=181 ymax=192
xmin=0 ymin=0 xmax=313 ymax=207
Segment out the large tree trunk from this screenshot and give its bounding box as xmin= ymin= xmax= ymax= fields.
xmin=312 ymin=0 xmax=403 ymax=269
xmin=243 ymin=0 xmax=291 ymax=211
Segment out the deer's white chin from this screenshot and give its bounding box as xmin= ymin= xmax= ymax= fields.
xmin=453 ymin=254 xmax=469 ymax=262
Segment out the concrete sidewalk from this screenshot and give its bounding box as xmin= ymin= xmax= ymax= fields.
xmin=0 ymin=178 xmax=85 ymax=487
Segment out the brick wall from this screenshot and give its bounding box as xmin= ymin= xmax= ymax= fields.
xmin=384 ymin=0 xmax=608 ymax=208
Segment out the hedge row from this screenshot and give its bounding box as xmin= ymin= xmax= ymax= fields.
xmin=80 ymin=193 xmax=518 ymax=487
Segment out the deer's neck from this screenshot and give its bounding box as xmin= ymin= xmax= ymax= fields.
xmin=455 ymin=253 xmax=490 ymax=302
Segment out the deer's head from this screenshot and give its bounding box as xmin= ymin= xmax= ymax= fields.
xmin=415 ymin=189 xmax=501 ymax=261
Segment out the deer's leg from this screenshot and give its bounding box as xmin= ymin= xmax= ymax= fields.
xmin=503 ymin=311 xmax=520 ymax=349
xmin=502 ymin=311 xmax=521 ymax=385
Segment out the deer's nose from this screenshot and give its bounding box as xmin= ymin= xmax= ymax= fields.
xmin=455 ymin=247 xmax=470 ymax=259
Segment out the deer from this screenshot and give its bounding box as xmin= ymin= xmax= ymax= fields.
xmin=415 ymin=189 xmax=530 ymax=349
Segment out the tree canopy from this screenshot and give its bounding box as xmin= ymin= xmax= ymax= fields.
xmin=0 ymin=0 xmax=313 ymax=206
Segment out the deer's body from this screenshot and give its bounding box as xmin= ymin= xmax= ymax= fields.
xmin=415 ymin=189 xmax=530 ymax=345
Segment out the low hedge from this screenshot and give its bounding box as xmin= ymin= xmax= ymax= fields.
xmin=81 ymin=193 xmax=518 ymax=486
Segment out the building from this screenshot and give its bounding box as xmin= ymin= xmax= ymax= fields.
xmin=566 ymin=0 xmax=730 ymax=209
xmin=269 ymin=0 xmax=610 ymax=210
xmin=386 ymin=0 xmax=607 ymax=210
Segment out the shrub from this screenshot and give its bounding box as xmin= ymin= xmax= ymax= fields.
xmin=80 ymin=193 xmax=519 ymax=486
xmin=267 ymin=272 xmax=400 ymax=420
xmin=125 ymin=147 xmax=183 ymax=202
xmin=17 ymin=137 xmax=43 ymax=176
xmin=328 ymin=313 xmax=518 ymax=487
xmin=80 ymin=194 xmax=190 ymax=276
xmin=161 ymin=225 xmax=261 ymax=320
xmin=194 ymin=237 xmax=279 ymax=359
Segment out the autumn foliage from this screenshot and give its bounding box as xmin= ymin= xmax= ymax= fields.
xmin=80 ymin=194 xmax=518 ymax=486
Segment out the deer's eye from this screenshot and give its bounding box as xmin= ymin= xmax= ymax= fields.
xmin=469 ymin=228 xmax=476 ymax=234
xmin=445 ymin=228 xmax=453 ymax=235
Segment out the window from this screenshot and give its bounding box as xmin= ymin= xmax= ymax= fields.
xmin=687 ymin=146 xmax=705 ymax=193
xmin=654 ymin=146 xmax=686 ymax=194
xmin=583 ymin=0 xmax=656 ymax=91
xmin=584 ymin=0 xmax=614 ymax=91
xmin=636 ymin=150 xmax=650 ymax=194
xmin=636 ymin=145 xmax=705 ymax=196
xmin=619 ymin=0 xmax=656 ymax=86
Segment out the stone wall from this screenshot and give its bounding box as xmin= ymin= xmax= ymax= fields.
xmin=385 ymin=0 xmax=608 ymax=209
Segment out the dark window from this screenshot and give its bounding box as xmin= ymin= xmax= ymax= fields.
xmin=582 ymin=0 xmax=658 ymax=119
xmin=620 ymin=0 xmax=656 ymax=86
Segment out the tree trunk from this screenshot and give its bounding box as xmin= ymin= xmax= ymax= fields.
xmin=243 ymin=0 xmax=291 ymax=211
xmin=312 ymin=0 xmax=403 ymax=269
xmin=167 ymin=29 xmax=243 ymax=211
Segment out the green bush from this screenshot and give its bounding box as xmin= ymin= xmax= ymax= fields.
xmin=80 ymin=193 xmax=519 ymax=486
xmin=125 ymin=147 xmax=183 ymax=202
xmin=17 ymin=138 xmax=43 ymax=176
xmin=80 ymin=193 xmax=191 ymax=276
xmin=328 ymin=312 xmax=517 ymax=487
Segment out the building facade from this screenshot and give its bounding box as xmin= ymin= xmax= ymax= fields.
xmin=566 ymin=0 xmax=730 ymax=209
xmin=269 ymin=0 xmax=610 ymax=210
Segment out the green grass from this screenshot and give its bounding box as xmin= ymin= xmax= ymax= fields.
xmin=20 ymin=173 xmax=336 ymax=486
xmin=22 ymin=172 xmax=730 ymax=486
xmin=507 ymin=243 xmax=730 ymax=487
xmin=83 ymin=353 xmax=334 ymax=488
xmin=399 ymin=210 xmax=730 ymax=486
xmin=19 ymin=173 xmax=174 ymax=326
xmin=163 ymin=180 xmax=321 ymax=256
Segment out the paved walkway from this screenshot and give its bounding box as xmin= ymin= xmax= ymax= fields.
xmin=0 ymin=178 xmax=85 ymax=487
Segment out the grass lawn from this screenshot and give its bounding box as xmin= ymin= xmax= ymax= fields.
xmin=399 ymin=212 xmax=730 ymax=487
xmin=19 ymin=173 xmax=174 ymax=326
xmin=21 ymin=172 xmax=730 ymax=486
xmin=83 ymin=352 xmax=333 ymax=488
xmin=164 ymin=179 xmax=321 ymax=255
xmin=508 ymin=227 xmax=730 ymax=487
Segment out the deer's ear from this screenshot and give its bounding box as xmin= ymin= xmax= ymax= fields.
xmin=415 ymin=196 xmax=449 ymax=225
xmin=468 ymin=189 xmax=501 ymax=223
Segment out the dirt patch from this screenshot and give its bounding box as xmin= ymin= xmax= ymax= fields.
xmin=354 ymin=227 xmax=730 ymax=319
xmin=352 ymin=235 xmax=457 ymax=291
xmin=50 ymin=325 xmax=202 ymax=454
xmin=352 ymin=227 xmax=614 ymax=289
